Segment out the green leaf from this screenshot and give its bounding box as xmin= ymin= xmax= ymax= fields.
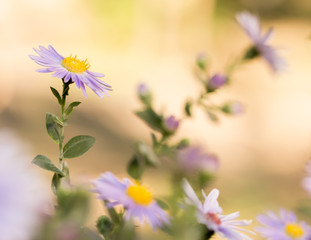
xmin=135 ymin=108 xmax=163 ymax=132
xmin=63 ymin=135 xmax=95 ymax=159
xmin=65 ymin=101 xmax=81 ymax=117
xmin=46 ymin=112 xmax=62 ymax=143
xmin=50 ymin=87 xmax=62 ymax=105
xmin=155 ymin=198 xmax=170 ymax=210
xmin=136 ymin=141 xmax=160 ymax=166
xmin=185 ymin=100 xmax=192 ymax=117
xmin=206 ymin=111 xmax=219 ymax=123
xmin=51 ymin=173 xmax=62 ymax=194
xmin=127 ymin=156 xmax=144 ymax=180
xmin=32 ymin=155 xmax=64 ymax=176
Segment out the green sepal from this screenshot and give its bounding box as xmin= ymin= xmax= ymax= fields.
xmin=96 ymin=216 xmax=114 ymax=239
xmin=64 ymin=101 xmax=81 ymax=118
xmin=46 ymin=112 xmax=63 ymax=143
xmin=51 ymin=173 xmax=62 ymax=194
xmin=50 ymin=87 xmax=62 ymax=105
xmin=32 ymin=154 xmax=64 ymax=176
xmin=63 ymin=135 xmax=96 ymax=159
xmin=135 ymin=108 xmax=163 ymax=132
xmin=127 ymin=155 xmax=144 ymax=180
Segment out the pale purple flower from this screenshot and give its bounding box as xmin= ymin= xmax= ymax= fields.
xmin=302 ymin=161 xmax=311 ymax=195
xmin=93 ymin=172 xmax=169 ymax=230
xmin=0 ymin=129 xmax=48 ymax=240
xmin=183 ymin=180 xmax=254 ymax=240
xmin=207 ymin=74 xmax=227 ymax=91
xmin=163 ymin=115 xmax=180 ymax=133
xmin=256 ymin=209 xmax=311 ymax=240
xmin=29 ymin=45 xmax=112 ymax=98
xmin=236 ymin=11 xmax=287 ymax=72
xmin=177 ymin=145 xmax=218 ymax=174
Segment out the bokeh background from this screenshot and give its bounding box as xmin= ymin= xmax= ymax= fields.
xmin=1 ymin=0 xmax=311 ymax=239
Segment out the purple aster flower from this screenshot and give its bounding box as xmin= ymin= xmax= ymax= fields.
xmin=256 ymin=209 xmax=311 ymax=239
xmin=163 ymin=115 xmax=180 ymax=133
xmin=302 ymin=161 xmax=311 ymax=196
xmin=236 ymin=11 xmax=287 ymax=72
xmin=93 ymin=172 xmax=170 ymax=230
xmin=177 ymin=145 xmax=218 ymax=174
xmin=0 ymin=129 xmax=48 ymax=240
xmin=183 ymin=180 xmax=254 ymax=240
xmin=29 ymin=45 xmax=112 ymax=98
xmin=207 ymin=74 xmax=227 ymax=91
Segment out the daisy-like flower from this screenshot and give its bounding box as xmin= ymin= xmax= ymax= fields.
xmin=236 ymin=11 xmax=287 ymax=72
xmin=93 ymin=172 xmax=170 ymax=230
xmin=256 ymin=209 xmax=311 ymax=239
xmin=29 ymin=45 xmax=112 ymax=98
xmin=183 ymin=179 xmax=254 ymax=240
xmin=302 ymin=161 xmax=311 ymax=196
xmin=0 ymin=129 xmax=48 ymax=240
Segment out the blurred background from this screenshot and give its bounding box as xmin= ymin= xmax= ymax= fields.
xmin=1 ymin=0 xmax=311 ymax=238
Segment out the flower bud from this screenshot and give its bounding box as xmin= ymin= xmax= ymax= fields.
xmin=196 ymin=52 xmax=208 ymax=71
xmin=137 ymin=83 xmax=152 ymax=106
xmin=207 ymin=74 xmax=227 ymax=92
xmin=221 ymin=101 xmax=244 ymax=115
xmin=163 ymin=115 xmax=180 ymax=133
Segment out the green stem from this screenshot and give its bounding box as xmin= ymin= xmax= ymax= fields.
xmin=58 ymin=80 xmax=71 ymax=172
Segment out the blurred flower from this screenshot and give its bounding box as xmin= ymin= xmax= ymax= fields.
xmin=93 ymin=172 xmax=169 ymax=230
xmin=221 ymin=101 xmax=244 ymax=115
xmin=207 ymin=74 xmax=227 ymax=92
xmin=137 ymin=83 xmax=152 ymax=106
xmin=177 ymin=145 xmax=218 ymax=174
xmin=163 ymin=115 xmax=180 ymax=133
xmin=302 ymin=161 xmax=311 ymax=196
xmin=256 ymin=209 xmax=311 ymax=239
xmin=183 ymin=180 xmax=254 ymax=240
xmin=236 ymin=11 xmax=287 ymax=72
xmin=0 ymin=129 xmax=48 ymax=240
xmin=196 ymin=52 xmax=208 ymax=71
xmin=29 ymin=45 xmax=112 ymax=98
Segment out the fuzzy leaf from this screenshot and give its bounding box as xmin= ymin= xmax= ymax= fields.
xmin=65 ymin=101 xmax=81 ymax=117
xmin=127 ymin=156 xmax=144 ymax=180
xmin=46 ymin=112 xmax=62 ymax=143
xmin=63 ymin=135 xmax=95 ymax=159
xmin=135 ymin=108 xmax=163 ymax=132
xmin=50 ymin=87 xmax=62 ymax=105
xmin=32 ymin=155 xmax=64 ymax=176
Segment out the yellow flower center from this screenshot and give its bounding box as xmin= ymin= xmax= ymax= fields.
xmin=285 ymin=223 xmax=304 ymax=238
xmin=62 ymin=55 xmax=90 ymax=74
xmin=126 ymin=184 xmax=153 ymax=206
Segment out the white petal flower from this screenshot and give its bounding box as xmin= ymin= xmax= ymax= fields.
xmin=183 ymin=179 xmax=254 ymax=240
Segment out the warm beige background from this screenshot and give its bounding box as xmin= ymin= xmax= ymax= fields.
xmin=1 ymin=0 xmax=311 ymax=239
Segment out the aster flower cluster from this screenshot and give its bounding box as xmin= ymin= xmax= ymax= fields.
xmin=185 ymin=11 xmax=286 ymax=122
xmin=17 ymin=8 xmax=311 ymax=240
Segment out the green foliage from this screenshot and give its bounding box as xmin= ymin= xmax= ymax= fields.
xmin=63 ymin=135 xmax=96 ymax=159
xmin=32 ymin=155 xmax=64 ymax=176
xmin=50 ymin=87 xmax=62 ymax=105
xmin=135 ymin=108 xmax=163 ymax=132
xmin=127 ymin=155 xmax=144 ymax=180
xmin=185 ymin=100 xmax=192 ymax=117
xmin=46 ymin=112 xmax=63 ymax=143
xmin=64 ymin=101 xmax=81 ymax=118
